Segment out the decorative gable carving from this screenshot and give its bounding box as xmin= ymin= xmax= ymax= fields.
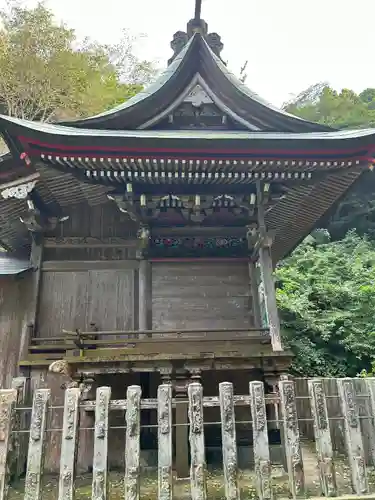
xmin=183 ymin=84 xmax=213 ymax=107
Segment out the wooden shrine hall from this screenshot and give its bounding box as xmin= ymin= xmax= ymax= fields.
xmin=0 ymin=0 xmax=374 ymax=473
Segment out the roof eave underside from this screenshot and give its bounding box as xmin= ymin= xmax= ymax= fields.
xmin=56 ymin=34 xmax=333 ymax=133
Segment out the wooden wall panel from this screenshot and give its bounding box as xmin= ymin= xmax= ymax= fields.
xmin=152 ymin=262 xmax=253 ymax=330
xmin=38 ymin=269 xmax=134 ymax=337
xmin=0 ymin=274 xmax=31 ymax=387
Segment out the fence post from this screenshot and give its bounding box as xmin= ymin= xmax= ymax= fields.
xmin=308 ymin=379 xmax=337 ymax=497
xmin=10 ymin=377 xmax=27 ymax=482
xmin=58 ymin=388 xmax=80 ymax=500
xmin=125 ymin=385 xmax=141 ymax=500
xmin=92 ymin=386 xmax=111 ymax=500
xmin=188 ymin=383 xmax=207 ymax=500
xmin=337 ymin=378 xmax=368 ymax=494
xmin=24 ymin=389 xmax=50 ymax=500
xmin=0 ymin=389 xmax=17 ymax=500
xmin=279 ymin=379 xmax=305 ymax=498
xmin=157 ymin=384 xmax=173 ymax=500
xmin=364 ymin=377 xmax=375 ymax=466
xmin=249 ymin=381 xmax=272 ymax=500
xmin=219 ymin=382 xmax=239 ymax=500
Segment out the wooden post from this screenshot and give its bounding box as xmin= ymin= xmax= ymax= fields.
xmin=125 ymin=385 xmax=141 ymax=500
xmin=249 ymin=381 xmax=272 ymax=500
xmin=256 ymin=182 xmax=282 ymax=351
xmin=279 ymin=379 xmax=304 ymax=498
xmin=365 ymin=377 xmax=375 ymax=466
xmin=219 ymin=382 xmax=239 ymax=500
xmin=139 ymin=260 xmax=151 ymax=332
xmin=92 ymin=386 xmax=111 ymax=500
xmin=10 ymin=377 xmax=27 ymax=482
xmin=24 ymin=388 xmax=50 ymax=500
xmin=188 ymin=383 xmax=207 ymax=500
xmin=308 ymin=379 xmax=337 ymax=497
xmin=19 ymin=237 xmax=44 ymax=367
xmin=157 ymin=384 xmax=173 ymax=500
xmin=174 ymin=375 xmax=189 ymax=478
xmin=248 ymin=261 xmax=261 ymax=328
xmin=58 ymin=388 xmax=80 ymax=500
xmin=337 ymin=378 xmax=368 ymax=494
xmin=0 ymin=389 xmax=17 ymax=500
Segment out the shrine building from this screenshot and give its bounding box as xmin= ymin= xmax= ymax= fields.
xmin=0 ymin=4 xmax=374 ymax=473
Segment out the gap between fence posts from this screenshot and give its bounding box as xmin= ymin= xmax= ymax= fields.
xmin=10 ymin=377 xmax=27 ymax=483
xmin=279 ymin=379 xmax=305 ymax=499
xmin=308 ymin=379 xmax=337 ymax=497
xmin=157 ymin=384 xmax=173 ymax=500
xmin=337 ymin=378 xmax=368 ymax=495
xmin=24 ymin=388 xmax=50 ymax=500
xmin=125 ymin=385 xmax=141 ymax=500
xmin=0 ymin=388 xmax=17 ymax=500
xmin=92 ymin=386 xmax=111 ymax=500
xmin=249 ymin=381 xmax=272 ymax=500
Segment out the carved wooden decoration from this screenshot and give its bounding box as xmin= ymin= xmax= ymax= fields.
xmin=157 ymin=384 xmax=173 ymax=500
xmin=125 ymin=385 xmax=141 ymax=500
xmin=188 ymin=383 xmax=207 ymax=500
xmin=92 ymin=386 xmax=111 ymax=500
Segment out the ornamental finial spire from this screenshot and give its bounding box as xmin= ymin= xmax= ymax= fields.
xmin=194 ymin=0 xmax=202 ymax=21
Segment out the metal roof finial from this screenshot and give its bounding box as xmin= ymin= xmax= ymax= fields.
xmin=194 ymin=0 xmax=202 ymax=21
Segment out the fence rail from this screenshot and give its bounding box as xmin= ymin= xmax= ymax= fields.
xmin=2 ymin=377 xmax=375 ymax=499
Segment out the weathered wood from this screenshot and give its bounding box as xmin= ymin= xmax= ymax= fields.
xmin=0 ymin=389 xmax=17 ymax=500
xmin=24 ymin=389 xmax=50 ymax=500
xmin=92 ymin=386 xmax=111 ymax=500
xmin=139 ymin=260 xmax=151 ymax=331
xmin=175 ymin=377 xmax=189 ymax=479
xmin=248 ymin=261 xmax=261 ymax=328
xmin=42 ymin=260 xmax=139 ymax=271
xmin=337 ymin=378 xmax=368 ymax=494
xmin=44 ymin=237 xmax=138 ymax=248
xmin=125 ymin=385 xmax=141 ymax=500
xmin=308 ymin=379 xmax=337 ymax=497
xmin=10 ymin=377 xmax=27 ymax=482
xmin=157 ymin=384 xmax=172 ymax=500
xmin=256 ymin=181 xmax=282 ymax=351
xmin=279 ymin=379 xmax=305 ymax=498
xmin=249 ymin=381 xmax=272 ymax=500
xmin=188 ymin=383 xmax=207 ymax=500
xmin=58 ymin=388 xmax=80 ymax=500
xmin=219 ymin=382 xmax=239 ymax=500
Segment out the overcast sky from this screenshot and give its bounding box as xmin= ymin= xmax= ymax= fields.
xmin=3 ymin=0 xmax=375 ymax=106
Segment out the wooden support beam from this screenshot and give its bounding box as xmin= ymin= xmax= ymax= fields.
xmin=248 ymin=261 xmax=261 ymax=328
xmin=138 ymin=260 xmax=151 ymax=331
xmin=256 ymin=182 xmax=282 ymax=351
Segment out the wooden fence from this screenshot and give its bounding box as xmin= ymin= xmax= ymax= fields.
xmin=1 ymin=377 xmax=375 ymax=499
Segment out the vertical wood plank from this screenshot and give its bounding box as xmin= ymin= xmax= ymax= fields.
xmin=337 ymin=378 xmax=368 ymax=494
xmin=279 ymin=379 xmax=305 ymax=498
xmin=249 ymin=381 xmax=272 ymax=500
xmin=188 ymin=382 xmax=207 ymax=500
xmin=58 ymin=388 xmax=80 ymax=500
xmin=219 ymin=382 xmax=239 ymax=500
xmin=308 ymin=379 xmax=337 ymax=497
xmin=248 ymin=261 xmax=261 ymax=328
xmin=157 ymin=384 xmax=173 ymax=500
xmin=139 ymin=260 xmax=151 ymax=332
xmin=0 ymin=389 xmax=17 ymax=500
xmin=92 ymin=386 xmax=111 ymax=500
xmin=10 ymin=377 xmax=27 ymax=482
xmin=24 ymin=389 xmax=50 ymax=500
xmin=125 ymin=385 xmax=141 ymax=500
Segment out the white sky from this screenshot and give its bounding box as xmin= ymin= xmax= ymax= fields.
xmin=3 ymin=0 xmax=375 ymax=106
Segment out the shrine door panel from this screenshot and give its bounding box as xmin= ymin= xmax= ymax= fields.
xmin=38 ymin=270 xmax=134 ymax=337
xmin=152 ymin=262 xmax=253 ymax=330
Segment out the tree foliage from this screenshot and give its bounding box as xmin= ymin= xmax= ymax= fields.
xmin=0 ymin=1 xmax=156 ymax=121
xmin=276 ymin=232 xmax=375 ymax=377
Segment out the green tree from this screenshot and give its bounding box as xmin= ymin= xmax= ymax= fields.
xmin=0 ymin=1 xmax=156 ymax=122
xmin=276 ymin=232 xmax=375 ymax=377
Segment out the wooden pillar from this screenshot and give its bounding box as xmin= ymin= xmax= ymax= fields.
xmin=256 ymin=182 xmax=282 ymax=351
xmin=174 ymin=374 xmax=189 ymax=478
xmin=248 ymin=260 xmax=261 ymax=328
xmin=138 ymin=259 xmax=151 ymax=332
